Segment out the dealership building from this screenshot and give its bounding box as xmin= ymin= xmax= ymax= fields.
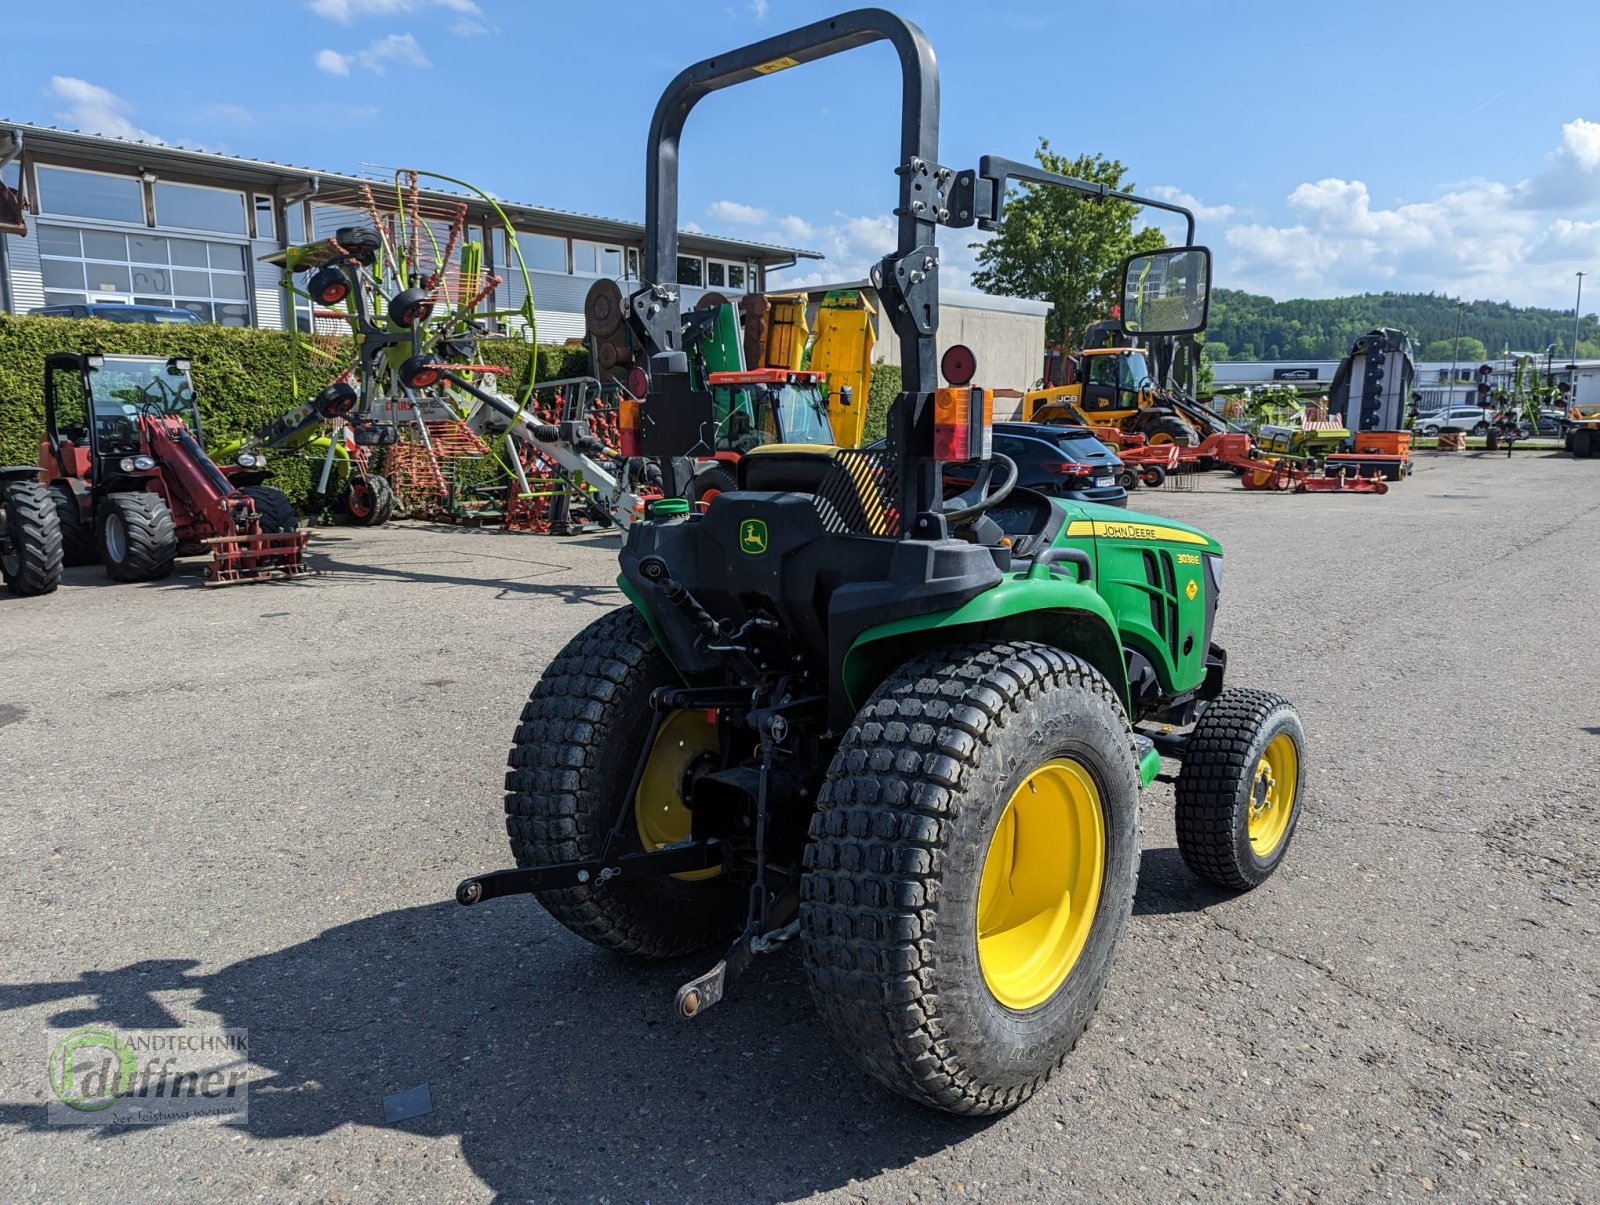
xmin=0 ymin=122 xmax=817 ymax=338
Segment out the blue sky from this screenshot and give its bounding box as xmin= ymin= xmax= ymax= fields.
xmin=10 ymin=0 xmax=1600 ymax=309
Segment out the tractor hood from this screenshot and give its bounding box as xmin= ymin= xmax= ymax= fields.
xmin=1059 ymin=501 xmax=1223 ymax=558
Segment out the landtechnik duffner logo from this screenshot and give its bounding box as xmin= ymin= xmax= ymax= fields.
xmin=46 ymin=1026 xmax=249 ymax=1124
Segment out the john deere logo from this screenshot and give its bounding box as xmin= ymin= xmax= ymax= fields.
xmin=739 ymin=518 xmax=768 ymax=555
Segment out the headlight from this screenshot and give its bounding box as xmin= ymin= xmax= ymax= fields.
xmin=119 ymin=457 xmax=135 ymax=472
xmin=133 ymin=455 xmax=155 ymax=471
xmin=236 ymin=452 xmax=259 ymax=468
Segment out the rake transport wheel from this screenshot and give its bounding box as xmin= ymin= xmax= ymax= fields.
xmin=1140 ymin=465 xmax=1168 ymax=489
xmin=1114 ymin=467 xmax=1140 ymax=492
xmin=49 ymin=486 xmax=95 ymax=567
xmin=240 ymin=486 xmax=299 ymax=534
xmin=346 ymin=474 xmax=394 ymax=526
xmin=801 ymin=641 xmax=1140 ymax=1116
xmin=1 ymin=480 xmax=64 ymax=597
xmin=98 ymin=491 xmax=177 ymax=583
xmin=692 ymin=465 xmax=738 ymax=507
xmin=1173 ymin=689 xmax=1305 ymax=891
xmin=504 ymin=607 xmax=743 ymax=957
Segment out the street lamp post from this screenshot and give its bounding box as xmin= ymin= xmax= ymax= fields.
xmin=1449 ymin=299 xmax=1464 ymax=410
xmin=1575 ymin=272 xmax=1586 ymax=406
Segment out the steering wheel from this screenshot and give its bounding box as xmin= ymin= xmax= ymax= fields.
xmin=940 ymin=452 xmax=1017 ymax=524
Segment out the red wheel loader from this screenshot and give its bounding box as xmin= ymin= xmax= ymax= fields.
xmin=38 ymin=353 xmax=311 ymax=586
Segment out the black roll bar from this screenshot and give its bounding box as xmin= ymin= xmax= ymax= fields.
xmin=638 ymin=7 xmax=941 ymax=392
xmin=975 ymin=155 xmax=1196 ymax=246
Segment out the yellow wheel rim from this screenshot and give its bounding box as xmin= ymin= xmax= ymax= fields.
xmin=635 ymin=710 xmax=720 ymax=880
xmin=1247 ymin=732 xmax=1298 ymax=857
xmin=1147 ymin=432 xmax=1174 ymax=446
xmin=977 ymin=759 xmax=1106 ymax=1011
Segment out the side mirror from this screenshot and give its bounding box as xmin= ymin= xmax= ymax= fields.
xmin=1120 ymin=246 xmax=1211 ymax=336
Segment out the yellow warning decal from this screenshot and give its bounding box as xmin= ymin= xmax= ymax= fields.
xmin=753 ymin=56 xmax=800 ymax=74
xmin=1185 ymin=579 xmax=1199 ymax=600
xmin=1066 ymin=520 xmax=1211 ymax=546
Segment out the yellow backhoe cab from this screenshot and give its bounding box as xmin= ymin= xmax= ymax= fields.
xmin=1023 ymin=345 xmax=1204 ymax=446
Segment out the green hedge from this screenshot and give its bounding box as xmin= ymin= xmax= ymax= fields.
xmin=0 ymin=314 xmax=591 ymax=505
xmin=864 ymin=360 xmax=900 ymax=444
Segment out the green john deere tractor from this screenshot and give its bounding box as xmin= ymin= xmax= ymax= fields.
xmin=456 ymin=9 xmax=1307 ymax=1116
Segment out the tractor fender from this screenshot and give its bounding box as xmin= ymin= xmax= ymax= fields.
xmin=840 ymin=575 xmax=1130 ymax=718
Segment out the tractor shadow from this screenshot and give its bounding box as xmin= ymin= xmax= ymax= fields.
xmin=0 ymin=901 xmax=983 ymax=1199
xmin=1131 ymin=846 xmax=1235 ymax=916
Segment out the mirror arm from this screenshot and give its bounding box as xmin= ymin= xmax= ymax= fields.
xmin=975 ymin=155 xmax=1195 ymax=245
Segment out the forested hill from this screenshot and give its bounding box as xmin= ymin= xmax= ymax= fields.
xmin=1204 ymin=289 xmax=1600 ymax=362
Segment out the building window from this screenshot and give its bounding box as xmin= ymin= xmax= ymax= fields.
xmin=677 ymin=255 xmax=703 ymax=287
xmin=704 ymin=259 xmax=749 ymax=292
xmin=515 ymin=231 xmax=568 ymax=273
xmin=37 ymin=222 xmax=252 ymax=325
xmin=573 ymin=240 xmax=623 ymax=276
xmin=153 ymin=181 xmax=248 ymax=235
xmin=34 ymin=165 xmax=145 ymax=224
xmin=284 ymin=200 xmax=307 ymax=245
xmin=626 ymin=248 xmax=639 ymax=279
xmin=254 ymin=195 xmax=276 ymax=240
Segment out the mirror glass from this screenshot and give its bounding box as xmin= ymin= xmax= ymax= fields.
xmin=1121 ymin=246 xmax=1210 ymax=335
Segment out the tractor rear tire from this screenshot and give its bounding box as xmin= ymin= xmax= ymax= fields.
xmin=692 ymin=464 xmax=738 ymax=505
xmin=1174 ymin=689 xmax=1305 ymax=891
xmin=2 ymin=481 xmax=64 ymax=596
xmin=346 ymin=474 xmax=394 ymax=526
xmin=1144 ymin=416 xmax=1199 ymax=447
xmin=503 ymin=607 xmax=744 ymax=958
xmin=241 ymin=486 xmax=299 ymax=534
xmin=801 ymin=641 xmax=1140 ymax=1116
xmin=99 ymin=491 xmax=177 ymax=583
xmin=51 ymin=486 xmax=95 ymax=567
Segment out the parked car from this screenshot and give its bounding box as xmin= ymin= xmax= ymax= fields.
xmin=30 ymin=303 xmax=203 ymax=325
xmin=1515 ymin=408 xmax=1570 ymax=438
xmin=1417 ymin=407 xmax=1490 ymax=437
xmin=983 ymin=423 xmax=1129 ymax=506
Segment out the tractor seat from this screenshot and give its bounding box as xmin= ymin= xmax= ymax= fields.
xmin=736 ymin=444 xmax=897 ymax=538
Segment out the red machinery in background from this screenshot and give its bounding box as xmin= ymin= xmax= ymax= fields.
xmin=39 ymin=353 xmax=309 ymax=586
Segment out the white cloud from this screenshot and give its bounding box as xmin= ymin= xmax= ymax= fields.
xmin=308 ymin=0 xmax=480 ymax=21
xmin=47 ymin=77 xmax=162 ymax=143
xmin=205 ymin=102 xmax=254 ymax=123
xmin=749 ymin=0 xmax=770 ymax=18
xmin=1208 ymin=118 xmax=1600 ymax=307
xmin=1147 ymin=185 xmax=1236 ymax=224
xmin=450 ymin=18 xmax=489 ymax=35
xmin=314 ymin=48 xmax=352 ymax=75
xmin=317 ymin=33 xmax=430 ymax=75
xmin=705 ymin=199 xmax=768 ymax=225
xmin=355 ymin=32 xmax=430 ymax=72
xmin=734 ymin=207 xmax=988 ymax=292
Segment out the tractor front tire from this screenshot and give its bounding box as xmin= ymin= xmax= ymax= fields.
xmin=1144 ymin=416 xmax=1199 ymax=447
xmin=801 ymin=641 xmax=1140 ymax=1116
xmin=99 ymin=491 xmax=177 ymax=583
xmin=1174 ymin=689 xmax=1305 ymax=891
xmin=2 ymin=481 xmax=64 ymax=596
xmin=347 ymin=474 xmax=394 ymax=525
xmin=241 ymin=486 xmax=299 ymax=534
xmin=504 ymin=607 xmax=744 ymax=958
xmin=50 ymin=486 xmax=95 ymax=567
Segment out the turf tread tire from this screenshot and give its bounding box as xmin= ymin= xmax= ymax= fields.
xmin=693 ymin=464 xmax=738 ymax=502
xmin=1173 ymin=689 xmax=1305 ymax=891
xmin=503 ymin=607 xmax=743 ymax=959
xmin=99 ymin=491 xmax=177 ymax=582
xmin=800 ymin=640 xmax=1140 ymax=1116
xmin=2 ymin=481 xmax=64 ymax=596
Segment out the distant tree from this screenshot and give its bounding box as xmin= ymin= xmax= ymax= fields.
xmin=971 ymin=140 xmax=1167 ymax=349
xmin=1421 ymin=336 xmax=1487 ymax=363
xmin=1201 ymin=339 xmax=1230 ymax=361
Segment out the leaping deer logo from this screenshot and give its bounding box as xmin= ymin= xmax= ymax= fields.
xmin=739 ymin=519 xmax=768 ymax=555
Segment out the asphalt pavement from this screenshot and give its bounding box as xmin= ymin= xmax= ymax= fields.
xmin=1 ymin=450 xmax=1597 ymax=1202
